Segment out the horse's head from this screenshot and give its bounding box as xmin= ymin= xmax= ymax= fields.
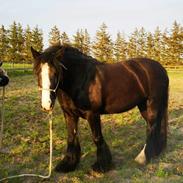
xmin=31 ymin=46 xmax=66 ymax=112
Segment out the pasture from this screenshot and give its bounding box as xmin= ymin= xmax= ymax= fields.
xmin=0 ymin=70 xmax=182 ymax=183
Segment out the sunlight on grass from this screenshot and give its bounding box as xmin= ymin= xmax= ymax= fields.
xmin=0 ymin=71 xmax=182 ymax=182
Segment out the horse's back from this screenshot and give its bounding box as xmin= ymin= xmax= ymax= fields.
xmin=127 ymin=58 xmax=169 ymax=95
xmin=97 ymin=58 xmax=168 ymax=114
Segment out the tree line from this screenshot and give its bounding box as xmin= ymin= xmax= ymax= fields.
xmin=0 ymin=21 xmax=182 ymax=65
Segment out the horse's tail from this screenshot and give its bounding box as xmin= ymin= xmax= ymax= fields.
xmin=159 ymin=87 xmax=169 ymax=151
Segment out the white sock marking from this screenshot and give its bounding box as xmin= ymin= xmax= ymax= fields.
xmin=41 ymin=63 xmax=51 ymax=110
xmin=135 ymin=144 xmax=146 ymax=165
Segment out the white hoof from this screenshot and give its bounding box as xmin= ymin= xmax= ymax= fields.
xmin=135 ymin=144 xmax=146 ymax=165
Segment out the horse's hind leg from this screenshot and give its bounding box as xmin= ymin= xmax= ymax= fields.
xmin=136 ymin=98 xmax=168 ymax=165
xmin=87 ymin=112 xmax=112 ymax=172
xmin=55 ymin=111 xmax=81 ymax=172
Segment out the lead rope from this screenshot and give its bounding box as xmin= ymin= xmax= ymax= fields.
xmin=0 ymin=88 xmax=53 ymax=182
xmin=0 ymin=87 xmax=5 ymax=149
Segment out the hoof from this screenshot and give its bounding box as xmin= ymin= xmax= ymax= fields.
xmin=55 ymin=158 xmax=79 ymax=173
xmin=92 ymin=161 xmax=111 ymax=173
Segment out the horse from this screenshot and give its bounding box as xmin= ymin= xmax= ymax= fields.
xmin=0 ymin=61 xmax=9 ymax=87
xmin=31 ymin=45 xmax=169 ymax=173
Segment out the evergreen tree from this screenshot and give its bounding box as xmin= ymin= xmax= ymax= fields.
xmin=0 ymin=25 xmax=9 ymax=61
xmin=136 ymin=27 xmax=147 ymax=57
xmin=168 ymin=21 xmax=183 ymax=64
xmin=32 ymin=26 xmax=43 ymax=52
xmin=92 ymin=23 xmax=113 ymax=62
xmin=127 ymin=29 xmax=138 ymax=58
xmin=49 ymin=26 xmax=60 ymax=46
xmin=152 ymin=27 xmax=162 ymax=61
xmin=17 ymin=23 xmax=25 ymax=62
xmin=146 ymin=32 xmax=154 ymax=59
xmin=61 ymin=31 xmax=70 ymax=45
xmin=114 ymin=32 xmax=127 ymax=61
xmin=24 ymin=25 xmax=33 ymax=63
xmin=160 ymin=29 xmax=170 ymax=65
xmin=72 ymin=29 xmax=85 ymax=52
xmin=83 ymin=29 xmax=91 ymax=55
xmin=72 ymin=29 xmax=90 ymax=55
xmin=8 ymin=21 xmax=19 ymax=65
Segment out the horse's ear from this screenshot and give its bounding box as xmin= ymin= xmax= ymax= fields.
xmin=31 ymin=47 xmax=40 ymax=59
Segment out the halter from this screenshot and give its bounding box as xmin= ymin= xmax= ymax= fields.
xmin=38 ymin=74 xmax=61 ymax=93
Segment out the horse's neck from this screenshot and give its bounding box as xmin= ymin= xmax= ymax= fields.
xmin=61 ymin=57 xmax=95 ymax=95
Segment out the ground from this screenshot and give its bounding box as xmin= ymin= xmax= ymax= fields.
xmin=0 ymin=70 xmax=182 ymax=183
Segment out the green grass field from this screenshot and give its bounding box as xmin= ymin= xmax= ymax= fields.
xmin=0 ymin=71 xmax=182 ymax=183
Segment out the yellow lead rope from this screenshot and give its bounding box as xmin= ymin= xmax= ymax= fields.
xmin=0 ymin=92 xmax=53 ymax=181
xmin=0 ymin=87 xmax=5 ymax=149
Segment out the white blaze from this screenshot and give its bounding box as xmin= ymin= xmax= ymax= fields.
xmin=135 ymin=144 xmax=146 ymax=165
xmin=41 ymin=63 xmax=51 ymax=110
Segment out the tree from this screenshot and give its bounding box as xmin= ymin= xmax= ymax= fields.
xmin=72 ymin=29 xmax=85 ymax=52
xmin=127 ymin=28 xmax=138 ymax=58
xmin=146 ymin=32 xmax=154 ymax=59
xmin=160 ymin=29 xmax=170 ymax=65
xmin=72 ymin=29 xmax=91 ymax=55
xmin=49 ymin=26 xmax=61 ymax=46
xmin=114 ymin=32 xmax=127 ymax=61
xmin=8 ymin=21 xmax=19 ymax=65
xmin=82 ymin=29 xmax=91 ymax=55
xmin=168 ymin=21 xmax=183 ymax=64
xmin=32 ymin=26 xmax=43 ymax=52
xmin=61 ymin=31 xmax=70 ymax=45
xmin=136 ymin=27 xmax=147 ymax=57
xmin=0 ymin=25 xmax=9 ymax=61
xmin=17 ymin=23 xmax=25 ymax=62
xmin=92 ymin=23 xmax=113 ymax=62
xmin=24 ymin=25 xmax=33 ymax=63
xmin=152 ymin=27 xmax=162 ymax=61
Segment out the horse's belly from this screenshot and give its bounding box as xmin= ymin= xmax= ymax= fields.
xmin=103 ymin=96 xmax=141 ymax=114
xmin=102 ymin=83 xmax=144 ymax=114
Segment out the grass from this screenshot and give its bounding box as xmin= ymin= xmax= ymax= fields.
xmin=2 ymin=63 xmax=32 ymax=69
xmin=0 ymin=71 xmax=183 ymax=183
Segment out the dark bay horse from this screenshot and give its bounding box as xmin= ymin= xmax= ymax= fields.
xmin=31 ymin=45 xmax=169 ymax=173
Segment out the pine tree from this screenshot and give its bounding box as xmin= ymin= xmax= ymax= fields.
xmin=127 ymin=28 xmax=138 ymax=58
xmin=160 ymin=29 xmax=170 ymax=65
xmin=0 ymin=25 xmax=9 ymax=61
xmin=83 ymin=29 xmax=91 ymax=55
xmin=152 ymin=27 xmax=162 ymax=62
xmin=92 ymin=23 xmax=113 ymax=62
xmin=114 ymin=32 xmax=127 ymax=61
xmin=72 ymin=29 xmax=91 ymax=55
xmin=32 ymin=26 xmax=43 ymax=52
xmin=72 ymin=29 xmax=84 ymax=52
xmin=8 ymin=21 xmax=19 ymax=65
xmin=17 ymin=23 xmax=25 ymax=63
xmin=49 ymin=26 xmax=60 ymax=46
xmin=24 ymin=25 xmax=33 ymax=63
xmin=136 ymin=27 xmax=147 ymax=57
xmin=61 ymin=32 xmax=70 ymax=45
xmin=146 ymin=32 xmax=154 ymax=59
xmin=168 ymin=21 xmax=183 ymax=64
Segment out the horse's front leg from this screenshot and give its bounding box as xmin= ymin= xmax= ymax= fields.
xmin=87 ymin=112 xmax=112 ymax=172
xmin=55 ymin=111 xmax=81 ymax=172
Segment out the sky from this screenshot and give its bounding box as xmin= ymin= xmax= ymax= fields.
xmin=0 ymin=0 xmax=182 ymax=47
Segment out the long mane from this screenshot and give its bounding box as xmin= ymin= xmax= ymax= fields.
xmin=33 ymin=44 xmax=101 ymax=75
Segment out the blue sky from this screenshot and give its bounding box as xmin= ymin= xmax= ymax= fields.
xmin=0 ymin=0 xmax=182 ymax=46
